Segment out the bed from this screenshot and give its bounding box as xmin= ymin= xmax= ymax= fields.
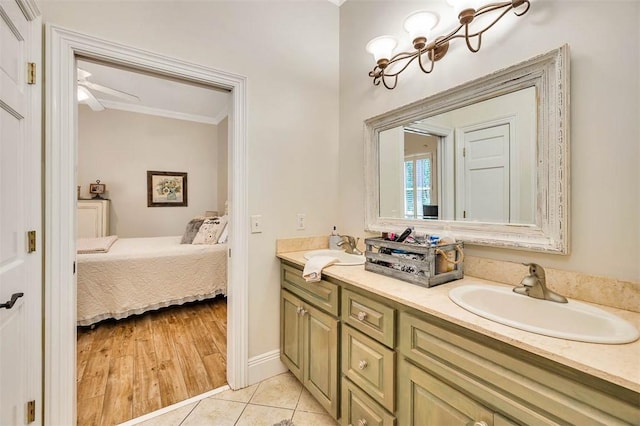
xmin=76 ymin=235 xmax=227 ymax=326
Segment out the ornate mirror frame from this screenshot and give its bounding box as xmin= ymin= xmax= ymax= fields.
xmin=364 ymin=45 xmax=570 ymax=254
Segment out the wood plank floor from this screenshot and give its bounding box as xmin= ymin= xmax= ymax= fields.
xmin=77 ymin=296 xmax=227 ymax=426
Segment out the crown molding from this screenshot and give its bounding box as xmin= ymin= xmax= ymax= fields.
xmin=97 ymin=99 xmax=227 ymax=125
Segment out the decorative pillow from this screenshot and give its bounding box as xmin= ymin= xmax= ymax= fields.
xmin=192 ymin=216 xmax=227 ymax=245
xmin=217 ymin=222 xmax=228 ymax=244
xmin=180 ymin=216 xmax=206 ymax=244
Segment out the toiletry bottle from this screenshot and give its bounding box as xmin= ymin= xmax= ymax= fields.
xmin=329 ymin=226 xmax=341 ymax=250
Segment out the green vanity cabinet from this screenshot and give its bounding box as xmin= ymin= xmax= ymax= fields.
xmin=280 ymin=266 xmax=340 ymax=419
xmin=279 ymin=260 xmax=640 ymax=425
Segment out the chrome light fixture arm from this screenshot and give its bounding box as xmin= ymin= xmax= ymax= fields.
xmin=367 ymin=0 xmax=531 ymax=89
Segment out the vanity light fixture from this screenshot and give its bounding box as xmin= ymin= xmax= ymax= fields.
xmin=366 ymin=0 xmax=531 ymax=89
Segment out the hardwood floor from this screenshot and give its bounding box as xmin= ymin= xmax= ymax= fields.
xmin=77 ymin=296 xmax=227 ymax=425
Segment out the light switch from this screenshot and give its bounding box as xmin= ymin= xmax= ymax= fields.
xmin=250 ymin=215 xmax=262 ymax=233
xmin=296 ymin=213 xmax=306 ymax=230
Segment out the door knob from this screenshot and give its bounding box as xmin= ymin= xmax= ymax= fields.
xmin=0 ymin=292 xmax=24 ymax=310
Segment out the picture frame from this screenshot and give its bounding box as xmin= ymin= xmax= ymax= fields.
xmin=89 ymin=180 xmax=106 ymax=199
xmin=147 ymin=171 xmax=188 ymax=207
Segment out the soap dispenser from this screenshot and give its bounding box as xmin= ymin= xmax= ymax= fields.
xmin=329 ymin=226 xmax=341 ymax=250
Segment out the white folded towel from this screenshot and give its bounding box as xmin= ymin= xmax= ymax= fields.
xmin=303 ymin=255 xmax=339 ymax=282
xmin=77 ymin=235 xmax=118 ymax=254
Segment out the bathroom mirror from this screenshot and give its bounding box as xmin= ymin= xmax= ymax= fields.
xmin=365 ymin=45 xmax=570 ymax=254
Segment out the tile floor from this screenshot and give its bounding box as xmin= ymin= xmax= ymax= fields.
xmin=126 ymin=372 xmax=338 ymax=426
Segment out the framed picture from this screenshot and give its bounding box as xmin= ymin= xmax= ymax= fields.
xmin=147 ymin=171 xmax=188 ymax=207
xmin=89 ymin=180 xmax=106 ymax=199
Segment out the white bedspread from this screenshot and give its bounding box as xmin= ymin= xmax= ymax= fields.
xmin=77 ymin=236 xmax=227 ymax=326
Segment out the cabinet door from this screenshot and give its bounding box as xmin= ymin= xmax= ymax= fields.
xmin=280 ymin=290 xmax=303 ymax=380
xmin=398 ymin=359 xmax=494 ymax=426
xmin=77 ymin=200 xmax=109 ymax=237
xmin=303 ymin=302 xmax=339 ymax=419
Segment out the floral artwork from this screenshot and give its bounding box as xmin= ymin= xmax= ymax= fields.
xmin=156 ymin=177 xmax=181 ymax=200
xmin=147 ymin=171 xmax=188 ymax=207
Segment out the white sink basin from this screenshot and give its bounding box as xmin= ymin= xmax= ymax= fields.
xmin=449 ymin=284 xmax=640 ymax=344
xmin=303 ymin=249 xmax=365 ymax=266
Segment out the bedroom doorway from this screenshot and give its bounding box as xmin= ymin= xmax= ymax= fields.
xmin=45 ymin=25 xmax=249 ymax=426
xmin=75 ymin=57 xmax=232 ymax=424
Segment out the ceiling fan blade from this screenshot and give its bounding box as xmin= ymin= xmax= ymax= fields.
xmin=78 ymin=86 xmax=105 ymax=111
xmin=77 ymin=68 xmax=92 ymax=81
xmin=81 ymin=81 xmax=140 ymax=102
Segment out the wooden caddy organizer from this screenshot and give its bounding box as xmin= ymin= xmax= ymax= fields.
xmin=364 ymin=237 xmax=464 ymax=287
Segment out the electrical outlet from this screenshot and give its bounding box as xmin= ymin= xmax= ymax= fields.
xmin=250 ymin=215 xmax=262 ymax=233
xmin=296 ymin=213 xmax=306 ymax=230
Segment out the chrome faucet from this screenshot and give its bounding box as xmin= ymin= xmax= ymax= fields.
xmin=337 ymin=235 xmax=363 ymax=255
xmin=513 ymin=263 xmax=567 ymax=303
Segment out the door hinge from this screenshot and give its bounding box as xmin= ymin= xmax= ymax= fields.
xmin=27 ymin=62 xmax=36 ymax=85
xmin=27 ymin=230 xmax=36 ymax=253
xmin=463 ymin=210 xmax=467 ymax=219
xmin=73 ymin=261 xmax=76 ymax=274
xmin=228 ymin=248 xmax=231 ymax=258
xmin=27 ymin=400 xmax=35 ymax=423
xmin=463 ymin=147 xmax=466 ymax=157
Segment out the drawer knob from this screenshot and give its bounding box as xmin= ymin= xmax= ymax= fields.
xmin=357 ymin=311 xmax=367 ymax=321
xmin=473 ymin=422 xmax=488 ymax=426
xmin=300 ymin=308 xmax=307 ymax=316
xmin=358 ymin=419 xmax=368 ymax=426
xmin=358 ymin=359 xmax=368 ymax=370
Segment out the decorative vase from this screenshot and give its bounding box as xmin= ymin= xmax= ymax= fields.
xmin=167 ymin=191 xmax=177 ymax=201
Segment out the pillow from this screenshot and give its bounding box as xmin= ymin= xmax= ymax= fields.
xmin=217 ymin=222 xmax=228 ymax=244
xmin=192 ymin=216 xmax=227 ymax=245
xmin=180 ymin=216 xmax=206 ymax=244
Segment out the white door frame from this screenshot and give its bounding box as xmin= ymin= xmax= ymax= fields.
xmin=44 ymin=24 xmax=248 ymax=425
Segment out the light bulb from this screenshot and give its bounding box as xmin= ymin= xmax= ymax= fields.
xmin=366 ymin=35 xmax=398 ymax=64
xmin=403 ymin=11 xmax=439 ymax=45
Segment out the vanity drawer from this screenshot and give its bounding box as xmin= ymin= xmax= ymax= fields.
xmin=342 ymin=288 xmax=395 ymax=347
xmin=341 ymin=377 xmax=395 ymax=426
xmin=281 ymin=264 xmax=339 ymax=316
xmin=342 ymin=325 xmax=395 ymax=412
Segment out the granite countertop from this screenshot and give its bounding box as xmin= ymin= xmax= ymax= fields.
xmin=277 ymin=250 xmax=640 ymax=394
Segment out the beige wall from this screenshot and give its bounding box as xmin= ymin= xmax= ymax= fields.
xmin=339 ymin=1 xmax=639 ymax=282
xmin=42 ymin=1 xmax=340 ymax=360
xmin=78 ymin=106 xmax=221 ymax=237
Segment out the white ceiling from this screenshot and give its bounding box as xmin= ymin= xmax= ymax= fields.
xmin=77 ymin=58 xmax=231 ymax=125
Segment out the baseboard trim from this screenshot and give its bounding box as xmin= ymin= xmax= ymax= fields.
xmin=248 ymin=349 xmax=288 ymax=386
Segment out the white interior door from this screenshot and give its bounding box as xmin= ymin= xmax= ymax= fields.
xmin=462 ymin=124 xmax=510 ymax=223
xmin=0 ymin=1 xmax=42 ymax=424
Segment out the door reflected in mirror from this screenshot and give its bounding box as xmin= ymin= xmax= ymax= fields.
xmin=378 ymin=87 xmax=536 ymax=226
xmin=365 ymin=45 xmax=570 ymax=253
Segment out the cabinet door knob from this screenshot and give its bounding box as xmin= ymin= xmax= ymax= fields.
xmin=296 ymin=306 xmax=302 ymax=315
xmin=358 ymin=419 xmax=368 ymax=426
xmin=357 ymin=311 xmax=367 ymax=321
xmin=300 ymin=308 xmax=307 ymax=316
xmin=358 ymin=360 xmax=368 ymax=370
xmin=472 ymin=422 xmax=488 ymax=426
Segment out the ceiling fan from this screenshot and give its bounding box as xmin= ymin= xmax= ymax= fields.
xmin=77 ymin=68 xmax=140 ymax=111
